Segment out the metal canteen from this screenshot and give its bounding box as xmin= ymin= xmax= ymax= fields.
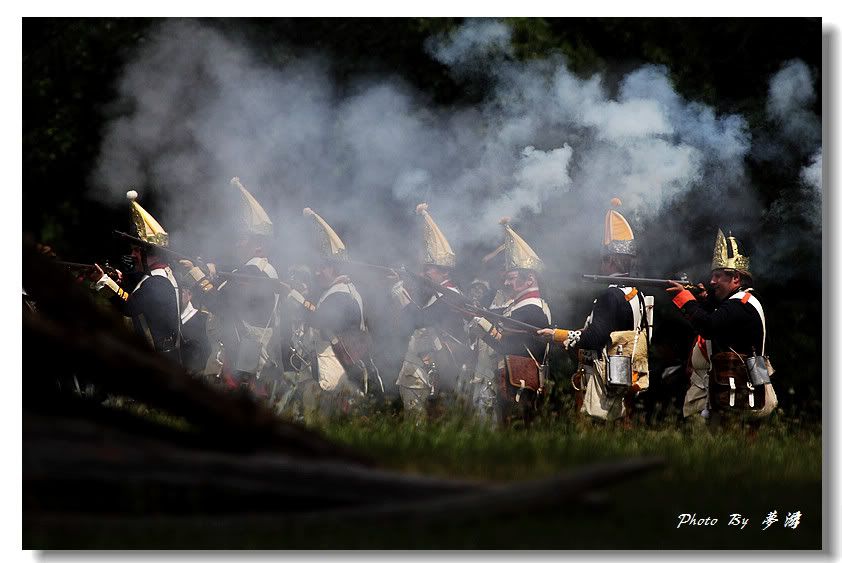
xmin=606 ymin=345 xmax=632 ymax=391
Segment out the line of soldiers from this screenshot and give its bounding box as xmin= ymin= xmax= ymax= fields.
xmin=75 ymin=180 xmax=778 ymax=427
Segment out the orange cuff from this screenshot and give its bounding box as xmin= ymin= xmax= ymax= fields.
xmin=672 ymin=289 xmax=696 ymax=309
xmin=552 ymin=329 xmax=570 ymax=343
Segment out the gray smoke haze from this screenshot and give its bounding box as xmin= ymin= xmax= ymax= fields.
xmin=801 ymin=149 xmax=822 ymax=193
xmin=763 ymin=59 xmax=822 ymax=228
xmin=766 ymin=59 xmax=821 ymax=150
xmin=91 ymin=19 xmax=818 ymax=302
xmin=425 ymin=18 xmax=512 ymax=74
xmin=752 ymin=59 xmax=822 ymax=283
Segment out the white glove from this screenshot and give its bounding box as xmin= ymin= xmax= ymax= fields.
xmin=93 ymin=273 xmax=112 ymax=291
xmin=288 ymin=288 xmax=315 ymax=311
xmin=391 ymin=280 xmax=412 ymax=308
xmin=469 ymin=316 xmax=501 ymax=341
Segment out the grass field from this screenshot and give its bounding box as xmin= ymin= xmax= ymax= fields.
xmin=25 ymin=400 xmax=822 ymax=550
xmin=302 ymin=409 xmax=822 ymax=549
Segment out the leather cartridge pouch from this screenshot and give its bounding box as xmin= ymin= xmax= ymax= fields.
xmin=710 ymin=351 xmax=765 ymax=410
xmin=710 ymin=351 xmax=748 ymax=386
xmin=331 ymin=330 xmax=372 ymax=370
xmin=504 ymin=354 xmax=541 ymax=392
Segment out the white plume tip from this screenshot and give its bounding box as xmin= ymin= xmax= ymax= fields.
xmin=126 ymin=190 xmax=138 ymax=201
xmin=415 ymin=202 xmax=429 ymax=214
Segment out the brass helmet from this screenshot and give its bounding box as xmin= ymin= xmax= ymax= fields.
xmin=711 ymin=229 xmax=750 ymax=276
xmin=500 ymin=217 xmax=544 ymax=273
xmin=302 ymin=207 xmax=348 ymax=262
xmin=127 ymin=190 xmax=168 ymax=247
xmin=602 ymin=198 xmax=636 ymax=256
xmin=231 ymin=177 xmax=273 ymax=237
xmin=416 ymin=203 xmax=455 ymax=268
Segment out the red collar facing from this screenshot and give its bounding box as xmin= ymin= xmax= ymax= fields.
xmin=513 ymin=289 xmax=542 ymax=304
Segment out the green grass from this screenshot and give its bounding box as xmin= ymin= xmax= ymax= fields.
xmin=291 ymin=409 xmax=823 ymax=549
xmin=27 ymin=400 xmax=822 ymax=549
xmin=317 ymin=408 xmax=820 ymax=482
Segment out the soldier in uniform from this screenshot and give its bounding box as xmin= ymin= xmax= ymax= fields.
xmin=391 ymin=203 xmax=469 ymax=416
xmin=463 ymin=239 xmax=513 ymax=423
xmin=470 ymin=218 xmax=552 ymax=423
xmin=180 ymin=177 xmax=281 ymax=396
xmin=667 ymin=230 xmax=777 ymax=421
xmin=282 ymin=208 xmax=378 ymax=417
xmin=273 ymin=264 xmax=314 ymax=416
xmin=538 ymin=199 xmax=652 ymax=422
xmin=90 ymin=190 xmax=181 ymax=364
xmin=178 ymin=276 xmax=212 ymax=375
xmin=461 ymin=276 xmax=498 ymax=422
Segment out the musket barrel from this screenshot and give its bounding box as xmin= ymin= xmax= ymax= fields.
xmin=336 ymin=258 xmax=544 ymax=332
xmin=112 ymin=231 xmax=195 ymax=263
xmin=215 ymin=270 xmax=292 ymax=293
xmin=55 ymin=261 xmax=95 ymax=269
xmin=581 ymin=274 xmax=695 ymax=288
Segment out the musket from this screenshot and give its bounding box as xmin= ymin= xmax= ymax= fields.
xmin=581 ymin=274 xmax=701 ymax=291
xmin=344 ymin=258 xmax=544 ymax=333
xmin=402 ymin=269 xmax=545 ymax=333
xmin=457 ymin=298 xmax=545 ymax=333
xmin=55 ymin=261 xmax=98 ymax=270
xmin=113 ymin=230 xmax=293 ymax=294
xmin=113 ymin=230 xmax=196 ymax=263
xmin=215 ymin=270 xmax=293 ymax=294
xmin=55 ymin=260 xmax=120 ymax=278
xmin=341 ymin=259 xmax=401 ymax=277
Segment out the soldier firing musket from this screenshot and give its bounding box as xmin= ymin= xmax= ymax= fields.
xmin=115 ymin=230 xmax=296 ymax=295
xmin=389 ymin=202 xmax=472 ymax=417
xmin=466 ymin=218 xmax=552 ymax=425
xmin=345 ymin=260 xmax=546 ymax=335
xmin=539 ymin=199 xmax=653 ymax=423
xmin=280 ymin=207 xmax=380 ymax=418
xmin=89 ymin=190 xmax=182 ymax=364
xmin=409 ymin=270 xmax=546 ymax=334
xmin=667 ymin=229 xmax=777 ymax=423
xmin=175 ymin=177 xmax=283 ymax=398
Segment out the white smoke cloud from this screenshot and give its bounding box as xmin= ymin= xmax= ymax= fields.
xmin=795 ymin=148 xmax=823 ymax=231
xmin=425 ymin=18 xmax=512 ymax=71
xmin=92 ymin=18 xmax=763 ymax=285
xmin=759 ymin=60 xmax=822 ymax=242
xmin=801 ymin=148 xmax=822 ymax=193
xmin=766 ymin=59 xmax=821 ymax=149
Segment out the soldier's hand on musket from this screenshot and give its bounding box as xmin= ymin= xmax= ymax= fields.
xmin=668 ymin=280 xmax=707 ymax=300
xmin=537 ymin=328 xmax=555 ymax=341
xmin=468 ymin=316 xmax=502 ymax=341
xmin=99 ymin=262 xmax=122 ymax=283
xmin=179 ymin=259 xmax=216 ymax=293
xmin=87 ymin=263 xmax=105 ymax=282
xmin=690 ymin=283 xmax=708 ymax=300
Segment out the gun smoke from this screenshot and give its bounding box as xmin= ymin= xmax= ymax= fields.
xmin=91 ymin=19 xmax=821 ymax=321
